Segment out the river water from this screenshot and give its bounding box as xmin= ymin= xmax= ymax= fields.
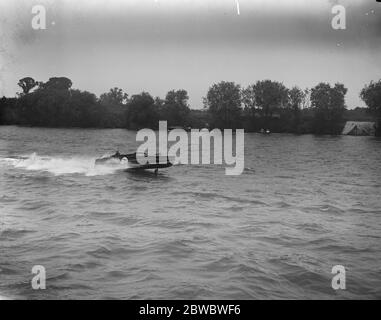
xmin=0 ymin=126 xmax=380 ymax=299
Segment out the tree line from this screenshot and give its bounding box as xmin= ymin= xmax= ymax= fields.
xmin=0 ymin=77 xmax=380 ymax=135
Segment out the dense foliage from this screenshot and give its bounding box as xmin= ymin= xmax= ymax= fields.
xmin=0 ymin=76 xmax=379 ymax=135
xmin=360 ymin=80 xmax=381 ymax=136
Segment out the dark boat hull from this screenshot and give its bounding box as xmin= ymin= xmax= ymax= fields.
xmin=95 ymin=152 xmax=173 ymax=170
xmin=126 ymin=162 xmax=173 ymax=170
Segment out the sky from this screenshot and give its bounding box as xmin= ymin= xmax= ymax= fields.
xmin=0 ymin=0 xmax=380 ymax=109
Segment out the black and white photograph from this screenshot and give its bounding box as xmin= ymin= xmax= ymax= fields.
xmin=0 ymin=0 xmax=380 ymax=304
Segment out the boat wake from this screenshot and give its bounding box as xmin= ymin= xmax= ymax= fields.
xmin=0 ymin=153 xmax=129 ymax=176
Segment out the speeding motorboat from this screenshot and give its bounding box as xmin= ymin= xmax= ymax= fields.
xmin=95 ymin=151 xmax=173 ymax=173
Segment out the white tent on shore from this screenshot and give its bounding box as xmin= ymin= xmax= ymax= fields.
xmin=342 ymin=121 xmax=376 ymax=136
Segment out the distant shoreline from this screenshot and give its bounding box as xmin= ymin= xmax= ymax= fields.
xmin=0 ymin=122 xmax=378 ymax=137
xmin=1 ymin=77 xmax=379 ymax=136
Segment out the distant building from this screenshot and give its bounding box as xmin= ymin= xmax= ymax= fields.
xmin=342 ymin=121 xmax=376 ymax=136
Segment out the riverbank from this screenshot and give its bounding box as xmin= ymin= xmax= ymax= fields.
xmin=0 ymin=109 xmax=377 ymax=137
xmin=1 ymin=77 xmax=378 ymax=135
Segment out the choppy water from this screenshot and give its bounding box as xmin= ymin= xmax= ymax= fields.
xmin=0 ymin=126 xmax=380 ymax=299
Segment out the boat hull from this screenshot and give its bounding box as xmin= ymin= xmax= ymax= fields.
xmin=95 ymin=152 xmax=173 ymax=170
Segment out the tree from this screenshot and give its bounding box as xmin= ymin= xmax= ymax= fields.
xmin=241 ymin=85 xmax=256 ymax=115
xmin=0 ymin=97 xmax=18 ymax=124
xmin=204 ymin=81 xmax=242 ymax=129
xmin=99 ymin=87 xmax=128 ymax=106
xmin=251 ymin=80 xmax=289 ymax=118
xmin=67 ymin=90 xmax=99 ymax=127
xmin=160 ymin=89 xmax=190 ymax=126
xmin=126 ymin=92 xmax=158 ymax=129
xmin=165 ymin=89 xmax=189 ymax=107
xmin=310 ymin=82 xmax=347 ymax=134
xmin=40 ymin=77 xmax=72 ymax=91
xmin=17 ymin=77 xmax=73 ymax=126
xmin=0 ymin=97 xmax=6 ymax=124
xmin=360 ymin=80 xmax=381 ymax=136
xmin=13 ymin=76 xmax=104 ymax=127
xmin=17 ymin=77 xmax=38 ymax=94
xmin=287 ymin=86 xmax=305 ymax=132
xmin=288 ymin=87 xmax=304 ymax=111
xmin=243 ymin=80 xmax=288 ymax=131
xmin=241 ymin=85 xmax=258 ymax=131
xmin=98 ymin=88 xmax=128 ymax=128
xmin=302 ymin=88 xmax=311 ymax=109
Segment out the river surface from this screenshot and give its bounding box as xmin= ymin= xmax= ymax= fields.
xmin=0 ymin=126 xmax=380 ymax=299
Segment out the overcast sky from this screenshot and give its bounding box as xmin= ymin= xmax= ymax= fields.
xmin=0 ymin=0 xmax=380 ymax=108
